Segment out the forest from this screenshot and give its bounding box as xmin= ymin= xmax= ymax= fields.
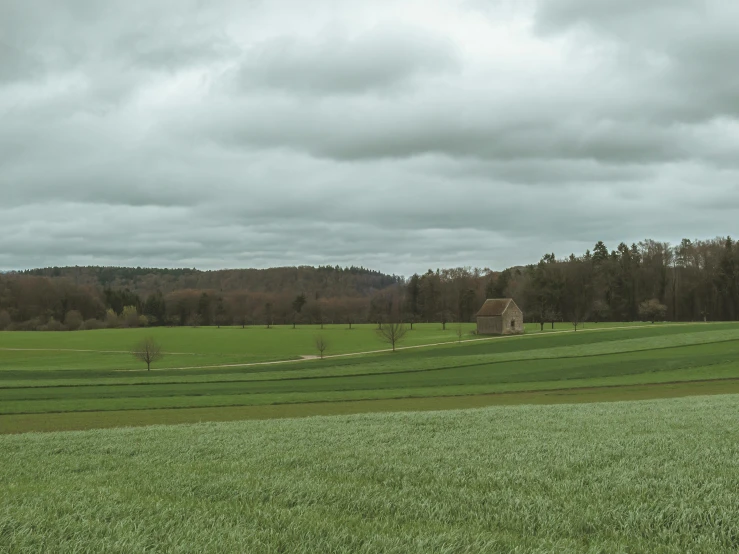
xmin=0 ymin=236 xmax=736 ymax=331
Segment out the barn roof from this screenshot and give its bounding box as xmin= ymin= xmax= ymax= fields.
xmin=476 ymin=298 xmax=515 ymax=317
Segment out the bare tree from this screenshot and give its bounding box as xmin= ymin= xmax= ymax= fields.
xmin=456 ymin=323 xmax=464 ymax=343
xmin=132 ymin=337 xmax=164 ymax=371
xmin=439 ymin=308 xmax=451 ymax=331
xmin=377 ymin=321 xmax=408 ymax=352
xmin=570 ymin=305 xmax=589 ymax=332
xmin=265 ymin=302 xmax=273 ymax=329
xmin=315 ymin=335 xmax=328 ymax=359
xmin=405 ymin=314 xmax=416 ymax=330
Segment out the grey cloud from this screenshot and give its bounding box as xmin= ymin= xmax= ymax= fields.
xmin=234 ymin=25 xmax=460 ymax=95
xmin=191 ymin=94 xmax=714 ymax=166
xmin=419 ymin=157 xmax=655 ymax=185
xmin=114 ymin=25 xmax=238 ymax=71
xmin=1 ymin=0 xmax=739 ymax=275
xmin=0 ymin=0 xmax=238 ymax=103
xmin=535 ymin=0 xmax=739 ymax=121
xmin=534 ymin=0 xmax=703 ymax=36
xmin=0 ymin=41 xmax=40 ymax=84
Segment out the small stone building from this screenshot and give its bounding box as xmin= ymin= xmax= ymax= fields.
xmin=476 ymin=298 xmax=524 ymax=336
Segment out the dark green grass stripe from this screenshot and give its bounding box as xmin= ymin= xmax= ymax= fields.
xmin=4 ymin=342 xmax=738 ymax=404
xmin=5 ymin=350 xmax=735 ymax=402
xmin=4 ymin=377 xmax=739 ymax=417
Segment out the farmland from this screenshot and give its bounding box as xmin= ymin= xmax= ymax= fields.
xmin=1 ymin=322 xmax=739 ymax=433
xmin=0 ymin=321 xmax=648 ymax=371
xmin=2 ymin=322 xmax=739 ymax=552
xmin=1 ymin=395 xmax=738 ymax=553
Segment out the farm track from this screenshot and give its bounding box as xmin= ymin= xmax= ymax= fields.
xmin=127 ymin=321 xmax=710 ymax=372
xmin=1 ymin=322 xmax=706 ymax=371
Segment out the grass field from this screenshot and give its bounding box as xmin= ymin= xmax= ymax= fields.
xmin=0 ymin=321 xmax=650 ymax=371
xmin=1 ymin=395 xmax=737 ymax=553
xmin=1 ymin=322 xmax=739 ymax=433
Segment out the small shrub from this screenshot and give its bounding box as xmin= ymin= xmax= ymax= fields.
xmin=65 ymin=310 xmax=83 ymax=331
xmin=105 ymin=309 xmax=120 ymax=328
xmin=40 ymin=319 xmax=65 ymax=332
xmin=122 ymin=306 xmax=140 ymax=328
xmin=82 ymin=318 xmax=104 ymax=330
xmin=10 ymin=318 xmax=43 ymax=331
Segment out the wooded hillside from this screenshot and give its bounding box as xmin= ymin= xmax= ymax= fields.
xmin=1 ymin=236 xmax=737 ymax=330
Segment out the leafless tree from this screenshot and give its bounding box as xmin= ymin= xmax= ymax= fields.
xmin=377 ymin=321 xmax=408 ymax=352
xmin=405 ymin=314 xmax=416 ymax=330
xmin=570 ymin=305 xmax=589 ymax=332
xmin=132 ymin=337 xmax=164 ymax=371
xmin=456 ymin=323 xmax=464 ymax=343
xmin=265 ymin=302 xmax=273 ymax=329
xmin=315 ymin=335 xmax=328 ymax=359
xmin=439 ymin=308 xmax=451 ymax=331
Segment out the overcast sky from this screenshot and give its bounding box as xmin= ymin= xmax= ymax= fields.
xmin=1 ymin=0 xmax=737 ymax=276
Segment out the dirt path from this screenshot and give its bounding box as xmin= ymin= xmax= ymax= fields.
xmin=137 ymin=321 xmax=705 ymax=372
xmin=0 ymin=322 xmax=711 ymax=372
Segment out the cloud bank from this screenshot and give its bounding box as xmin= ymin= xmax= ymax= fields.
xmin=1 ymin=0 xmax=737 ymax=275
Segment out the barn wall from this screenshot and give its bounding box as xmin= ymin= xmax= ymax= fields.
xmin=501 ymin=306 xmax=524 ymax=335
xmin=477 ymin=316 xmax=502 ymax=335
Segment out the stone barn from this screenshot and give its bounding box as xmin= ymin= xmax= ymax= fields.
xmin=476 ymin=298 xmax=524 ymax=336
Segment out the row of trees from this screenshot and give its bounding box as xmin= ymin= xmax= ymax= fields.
xmin=24 ymin=265 xmax=401 ymax=298
xmin=2 ymin=236 xmax=738 ymax=331
xmin=520 ymin=238 xmax=739 ymax=327
xmin=132 ymin=321 xmax=417 ymax=371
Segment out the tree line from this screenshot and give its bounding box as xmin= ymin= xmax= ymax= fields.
xmin=1 ymin=236 xmax=737 ymax=331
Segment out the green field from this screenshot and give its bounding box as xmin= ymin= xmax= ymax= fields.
xmin=1 ymin=395 xmax=737 ymax=553
xmin=0 ymin=321 xmax=649 ymax=371
xmin=1 ymin=322 xmax=739 ymax=433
